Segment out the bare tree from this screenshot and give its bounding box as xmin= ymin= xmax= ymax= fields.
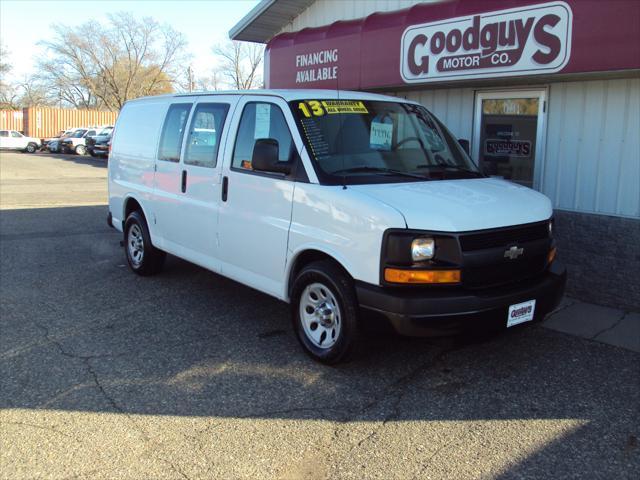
xmin=196 ymin=70 xmax=223 ymax=91
xmin=0 ymin=44 xmax=19 ymax=109
xmin=212 ymin=41 xmax=263 ymax=90
xmin=15 ymin=76 xmax=54 ymax=107
xmin=37 ymin=12 xmax=190 ymax=110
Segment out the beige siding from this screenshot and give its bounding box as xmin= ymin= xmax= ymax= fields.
xmin=278 ymin=0 xmax=429 ymax=34
xmin=542 ymin=78 xmax=640 ymax=218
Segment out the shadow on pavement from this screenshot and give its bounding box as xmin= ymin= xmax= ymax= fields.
xmin=32 ymin=151 xmax=108 ymax=168
xmin=1 ymin=205 xmax=638 ymax=476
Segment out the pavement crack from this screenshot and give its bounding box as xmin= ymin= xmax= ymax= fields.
xmin=32 ymin=320 xmax=151 ymax=442
xmin=84 ymin=358 xmax=124 ymax=414
xmin=347 ymin=346 xmax=455 ymax=452
xmin=158 ymin=458 xmax=191 ymax=480
xmin=545 ymin=297 xmax=577 ymax=321
xmin=591 ymin=311 xmax=629 ymax=340
xmin=2 ymin=421 xmax=76 ymax=440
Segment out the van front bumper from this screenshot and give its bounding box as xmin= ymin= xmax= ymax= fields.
xmin=356 ymin=261 xmax=566 ymax=336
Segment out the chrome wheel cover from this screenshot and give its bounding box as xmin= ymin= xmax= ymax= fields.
xmin=127 ymin=224 xmax=144 ymax=267
xmin=299 ymin=282 xmax=342 ymax=349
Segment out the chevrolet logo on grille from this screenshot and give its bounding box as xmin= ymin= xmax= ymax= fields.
xmin=504 ymin=246 xmax=524 ymax=260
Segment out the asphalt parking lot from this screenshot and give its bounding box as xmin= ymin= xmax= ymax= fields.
xmin=1 ymin=151 xmax=639 ymax=479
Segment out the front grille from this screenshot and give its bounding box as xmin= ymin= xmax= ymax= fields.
xmin=459 ymin=222 xmax=549 ymax=251
xmin=463 ymin=253 xmax=547 ymax=288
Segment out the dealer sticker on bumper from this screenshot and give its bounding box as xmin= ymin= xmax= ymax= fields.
xmin=507 ymin=299 xmax=536 ymax=327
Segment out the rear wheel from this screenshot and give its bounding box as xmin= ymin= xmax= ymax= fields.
xmin=75 ymin=144 xmax=87 ymax=155
xmin=25 ymin=143 xmax=37 ymax=153
xmin=124 ymin=210 xmax=165 ymax=276
xmin=291 ymin=260 xmax=360 ymax=364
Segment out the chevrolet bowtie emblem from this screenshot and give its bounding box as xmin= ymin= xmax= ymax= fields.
xmin=504 ymin=246 xmax=524 ymax=260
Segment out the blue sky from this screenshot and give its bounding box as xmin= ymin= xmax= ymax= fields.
xmin=0 ymin=0 xmax=261 ymax=81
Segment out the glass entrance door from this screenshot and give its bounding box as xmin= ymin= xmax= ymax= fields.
xmin=472 ymin=90 xmax=547 ymax=189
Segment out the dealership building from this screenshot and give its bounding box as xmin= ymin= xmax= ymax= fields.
xmin=231 ymin=0 xmax=640 ymax=310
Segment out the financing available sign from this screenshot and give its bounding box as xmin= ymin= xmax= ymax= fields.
xmin=400 ymin=2 xmax=572 ymax=84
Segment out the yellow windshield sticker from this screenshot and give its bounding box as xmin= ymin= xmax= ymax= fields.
xmin=321 ymin=100 xmax=368 ymax=114
xmin=298 ymin=100 xmax=326 ymax=117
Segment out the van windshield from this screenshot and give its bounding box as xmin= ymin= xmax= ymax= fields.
xmin=289 ymin=99 xmax=481 ymax=185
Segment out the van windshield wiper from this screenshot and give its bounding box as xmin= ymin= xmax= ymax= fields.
xmin=331 ymin=166 xmax=427 ymax=180
xmin=416 ymin=164 xmax=483 ymax=177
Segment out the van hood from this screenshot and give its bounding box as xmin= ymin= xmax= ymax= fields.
xmin=351 ymin=178 xmax=553 ymax=232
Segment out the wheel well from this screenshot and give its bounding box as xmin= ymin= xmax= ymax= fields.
xmin=287 ymin=250 xmax=350 ymax=297
xmin=124 ymin=197 xmax=143 ymax=224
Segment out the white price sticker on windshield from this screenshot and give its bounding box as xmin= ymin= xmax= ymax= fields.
xmin=370 ymin=120 xmax=393 ymax=151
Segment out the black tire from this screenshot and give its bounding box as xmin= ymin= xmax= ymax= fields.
xmin=291 ymin=260 xmax=360 ymax=364
xmin=75 ymin=144 xmax=87 ymax=155
xmin=124 ymin=210 xmax=165 ymax=276
xmin=25 ymin=143 xmax=37 ymax=153
xmin=89 ymin=150 xmax=96 ymax=157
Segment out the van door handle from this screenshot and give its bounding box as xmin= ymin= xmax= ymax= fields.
xmin=181 ymin=170 xmax=187 ymax=193
xmin=222 ymin=176 xmax=229 ymax=202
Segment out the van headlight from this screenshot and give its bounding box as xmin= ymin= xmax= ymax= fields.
xmin=411 ymin=237 xmax=435 ymax=261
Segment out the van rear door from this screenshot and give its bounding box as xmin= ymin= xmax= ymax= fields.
xmin=217 ymin=95 xmax=302 ymax=298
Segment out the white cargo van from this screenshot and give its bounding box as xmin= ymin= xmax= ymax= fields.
xmin=108 ymin=90 xmax=566 ymax=363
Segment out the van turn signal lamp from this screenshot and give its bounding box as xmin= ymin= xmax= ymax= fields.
xmin=384 ymin=268 xmax=461 ymax=284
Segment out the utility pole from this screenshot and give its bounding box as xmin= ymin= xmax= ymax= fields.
xmin=187 ymin=66 xmax=194 ymax=93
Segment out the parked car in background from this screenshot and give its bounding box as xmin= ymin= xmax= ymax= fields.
xmin=61 ymin=126 xmax=113 ymax=155
xmin=86 ymin=132 xmax=111 ymax=158
xmin=0 ymin=129 xmax=42 ymax=153
xmin=60 ymin=128 xmax=95 ymax=155
xmin=42 ymin=129 xmax=74 ymax=153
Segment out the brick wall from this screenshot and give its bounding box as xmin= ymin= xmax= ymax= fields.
xmin=554 ymin=210 xmax=640 ymax=311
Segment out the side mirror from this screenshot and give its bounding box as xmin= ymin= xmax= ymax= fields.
xmin=251 ymin=138 xmax=291 ymax=175
xmin=458 ymin=139 xmax=470 ymax=155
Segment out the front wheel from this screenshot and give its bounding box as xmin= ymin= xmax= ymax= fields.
xmin=25 ymin=143 xmax=37 ymax=153
xmin=124 ymin=211 xmax=165 ymax=276
xmin=291 ymin=260 xmax=360 ymax=364
xmin=75 ymin=145 xmax=87 ymax=155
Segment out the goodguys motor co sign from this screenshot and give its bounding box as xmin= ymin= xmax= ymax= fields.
xmin=401 ymin=2 xmax=572 ymax=83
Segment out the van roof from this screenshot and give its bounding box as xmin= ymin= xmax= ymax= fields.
xmin=125 ymin=89 xmax=417 ymax=105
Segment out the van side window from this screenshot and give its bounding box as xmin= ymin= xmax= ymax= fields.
xmin=158 ymin=103 xmax=192 ymax=162
xmin=184 ymin=103 xmax=229 ymax=168
xmin=232 ymin=102 xmax=294 ymax=171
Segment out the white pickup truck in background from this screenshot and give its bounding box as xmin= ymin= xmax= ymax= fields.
xmin=0 ymin=129 xmax=42 ymax=153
